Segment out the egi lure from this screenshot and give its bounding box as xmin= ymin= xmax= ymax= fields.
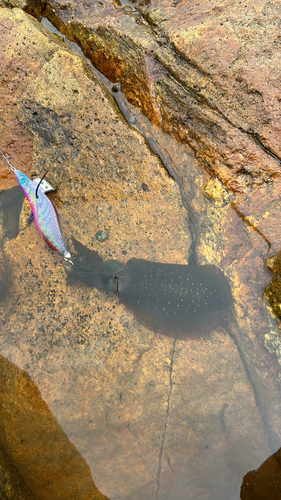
xmin=0 ymin=151 xmax=71 ymax=259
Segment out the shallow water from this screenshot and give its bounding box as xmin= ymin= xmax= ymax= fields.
xmin=0 ymin=12 xmax=280 ymax=500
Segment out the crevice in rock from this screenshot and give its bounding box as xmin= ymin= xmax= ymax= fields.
xmin=23 ymin=10 xmax=274 ymax=255
xmin=7 ymin=0 xmax=281 ymax=181
xmin=156 ymin=46 xmax=214 ymax=82
xmin=154 ymin=48 xmax=281 ymax=170
xmin=156 ymin=337 xmax=176 ymax=499
xmin=248 ymin=132 xmax=281 ymax=165
xmin=18 ymin=0 xmax=281 ymax=190
xmin=229 ymin=201 xmax=271 ymax=252
xmin=109 ymin=85 xmax=183 ymax=185
xmin=167 ymin=69 xmax=281 ymax=170
xmin=227 ymin=322 xmax=279 ymax=454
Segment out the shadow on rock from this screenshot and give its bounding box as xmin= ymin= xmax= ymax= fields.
xmin=0 ymin=355 xmax=110 ymax=500
xmin=241 ymin=447 xmax=281 ymax=500
xmin=66 ymin=236 xmax=233 ymax=340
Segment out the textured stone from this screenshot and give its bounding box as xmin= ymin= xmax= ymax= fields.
xmin=137 ymin=0 xmax=281 ymax=189
xmin=0 ymin=8 xmax=190 ymax=499
xmin=1 ymin=5 xmax=281 ymax=500
xmin=4 ymin=0 xmax=281 ymax=191
xmin=0 ymin=443 xmax=33 ymax=500
xmin=265 ymin=252 xmax=281 ymax=321
xmin=241 ymin=447 xmax=281 ymax=500
xmin=0 ymin=355 xmax=109 ymax=500
xmin=0 ymin=4 xmax=67 ymax=189
xmin=29 ymin=0 xmax=162 ymax=126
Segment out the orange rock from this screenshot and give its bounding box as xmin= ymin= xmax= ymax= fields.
xmin=1 ymin=5 xmax=281 ymax=500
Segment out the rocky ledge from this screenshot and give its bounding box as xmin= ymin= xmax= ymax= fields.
xmin=1 ymin=3 xmax=281 ymax=500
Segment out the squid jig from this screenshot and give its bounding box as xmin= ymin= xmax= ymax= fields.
xmin=0 ymin=151 xmax=71 ymax=259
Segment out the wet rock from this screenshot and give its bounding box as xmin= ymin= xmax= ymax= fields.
xmin=3 ymin=0 xmax=281 ymax=191
xmin=0 ymin=444 xmax=34 ymax=500
xmin=136 ymin=0 xmax=281 ymax=190
xmin=0 ymin=4 xmax=71 ymax=189
xmin=204 ymin=178 xmax=230 ymax=207
xmin=95 ymin=230 xmax=109 ymax=242
xmin=0 ymin=7 xmax=190 ymax=499
xmin=22 ymin=0 xmax=162 ymax=126
xmin=265 ymin=252 xmax=281 ymax=321
xmin=161 ymin=131 xmax=281 ymax=497
xmin=1 ymin=5 xmax=281 ymax=500
xmin=0 ymin=355 xmax=109 ymax=500
xmin=241 ymin=447 xmax=281 ymax=500
xmin=0 ymin=0 xmax=30 ymax=8
xmin=0 ymin=186 xmax=23 ymax=241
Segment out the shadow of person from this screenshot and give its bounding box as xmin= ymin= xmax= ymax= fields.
xmin=0 ymin=354 xmax=109 ymax=500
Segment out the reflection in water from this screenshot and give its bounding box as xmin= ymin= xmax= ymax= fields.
xmin=241 ymin=448 xmax=281 ymax=500
xmin=0 ymin=355 xmax=110 ymax=500
xmin=67 ymin=237 xmax=233 ymax=340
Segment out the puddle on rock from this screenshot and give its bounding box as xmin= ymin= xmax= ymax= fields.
xmin=0 ymin=8 xmax=281 ymax=500
xmin=0 ymin=354 xmax=110 ymax=500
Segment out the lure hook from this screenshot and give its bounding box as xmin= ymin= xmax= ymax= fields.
xmin=0 ymin=150 xmax=16 ymax=172
xmin=35 ymin=170 xmax=49 ymax=199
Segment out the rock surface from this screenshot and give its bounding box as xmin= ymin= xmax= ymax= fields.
xmin=0 ymin=440 xmax=34 ymax=500
xmin=241 ymin=446 xmax=281 ymax=500
xmin=4 ymin=0 xmax=281 ymax=192
xmin=1 ymin=4 xmax=281 ymax=500
xmin=0 ymin=355 xmax=109 ymax=500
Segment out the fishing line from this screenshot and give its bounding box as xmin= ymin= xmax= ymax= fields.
xmin=35 ymin=170 xmax=49 ymax=199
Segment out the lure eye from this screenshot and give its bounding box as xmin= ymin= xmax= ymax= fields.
xmin=20 ymin=177 xmax=26 ymax=185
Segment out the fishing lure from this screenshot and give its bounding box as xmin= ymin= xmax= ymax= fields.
xmin=0 ymin=151 xmax=71 ymax=259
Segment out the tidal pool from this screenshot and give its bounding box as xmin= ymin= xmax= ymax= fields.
xmin=0 ymin=9 xmax=280 ymax=500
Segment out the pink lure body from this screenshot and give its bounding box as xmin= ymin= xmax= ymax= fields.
xmin=14 ymin=169 xmax=70 ymax=258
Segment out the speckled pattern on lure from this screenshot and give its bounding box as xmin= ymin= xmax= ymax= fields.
xmin=0 ymin=151 xmax=70 ymax=259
